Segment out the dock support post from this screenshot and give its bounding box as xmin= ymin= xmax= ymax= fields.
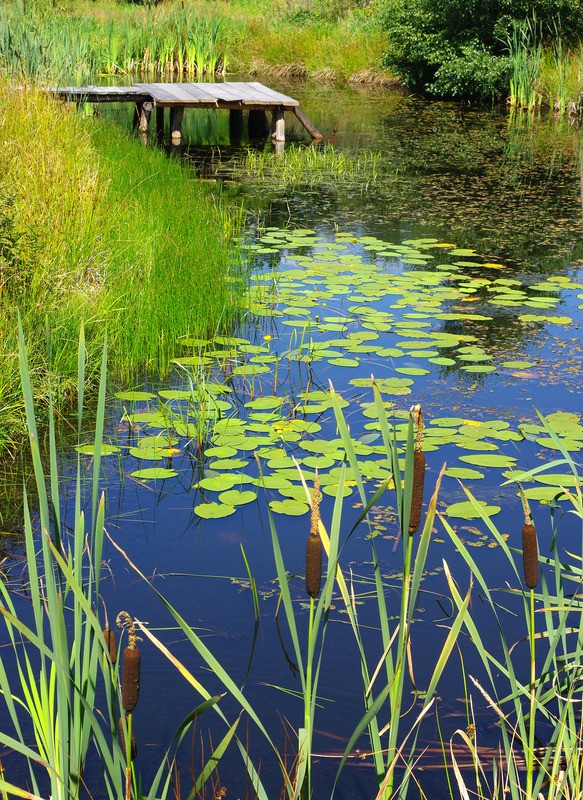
xmin=293 ymin=106 xmax=323 ymax=140
xmin=170 ymin=106 xmax=184 ymax=142
xmin=229 ymin=108 xmax=244 ymax=145
xmin=134 ymin=101 xmax=153 ymax=133
xmin=271 ymin=106 xmax=285 ymax=142
xmin=155 ymin=106 xmax=165 ymax=139
xmin=248 ymin=109 xmax=269 ymax=139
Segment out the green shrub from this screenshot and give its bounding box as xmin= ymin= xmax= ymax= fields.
xmin=380 ymin=0 xmax=583 ymax=98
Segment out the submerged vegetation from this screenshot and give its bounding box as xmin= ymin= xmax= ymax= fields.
xmin=223 ymin=143 xmax=383 ymax=190
xmin=0 ymin=84 xmax=241 ymax=453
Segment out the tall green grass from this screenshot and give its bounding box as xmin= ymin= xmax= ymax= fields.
xmin=0 ymin=0 xmax=386 ymax=86
xmin=0 ymin=2 xmax=227 ymax=83
xmin=0 ymin=84 xmax=243 ymax=453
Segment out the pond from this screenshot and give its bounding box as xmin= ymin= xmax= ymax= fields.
xmin=9 ymin=81 xmax=583 ymax=798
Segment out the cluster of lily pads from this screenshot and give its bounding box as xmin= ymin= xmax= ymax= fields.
xmin=78 ymin=229 xmax=583 ymax=523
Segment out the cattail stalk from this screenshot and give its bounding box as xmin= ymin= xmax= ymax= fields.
xmin=118 ymin=716 xmax=137 ymax=760
xmin=305 ymin=474 xmax=322 ymax=599
xmin=117 ymin=611 xmax=141 ymax=713
xmin=409 ymin=404 xmax=425 ymax=534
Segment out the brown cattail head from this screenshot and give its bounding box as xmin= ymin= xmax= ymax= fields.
xmin=518 ymin=485 xmax=538 ymax=590
xmin=522 ymin=523 xmax=538 ymax=590
xmin=408 ymin=404 xmax=425 ymax=535
xmin=121 ymin=645 xmax=141 ymax=713
xmin=118 ymin=716 xmax=137 ymax=760
xmin=306 ymin=533 xmax=322 ymax=599
xmin=103 ymin=628 xmax=117 ymax=664
xmin=117 ymin=612 xmax=141 ymax=713
xmin=306 ymin=474 xmax=323 ymax=599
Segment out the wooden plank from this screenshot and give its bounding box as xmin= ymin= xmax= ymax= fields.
xmin=54 ymin=86 xmax=150 ymax=103
xmin=134 ymin=83 xmax=201 ymax=104
xmin=242 ymin=82 xmax=299 ymax=106
xmin=198 ymin=83 xmax=247 ymax=103
xmin=171 ymin=83 xmax=222 ymax=103
xmin=133 ymin=83 xmax=183 ymax=103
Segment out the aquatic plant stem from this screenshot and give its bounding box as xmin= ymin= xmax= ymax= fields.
xmin=526 ymin=586 xmax=536 ymax=799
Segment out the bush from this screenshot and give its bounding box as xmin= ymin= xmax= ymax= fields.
xmin=380 ymin=0 xmax=583 ymax=98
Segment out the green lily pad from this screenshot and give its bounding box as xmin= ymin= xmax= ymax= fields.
xmin=443 ymin=467 xmax=485 ymax=480
xmin=254 ymin=475 xmax=293 ymax=490
xmin=446 ymin=501 xmax=500 ymax=519
xmin=269 ymin=499 xmax=309 ymax=516
xmin=218 ymin=490 xmax=257 ymax=506
xmin=76 ymin=444 xmax=120 ymax=456
xmin=521 ymin=487 xmax=569 ymax=502
xmin=459 ymin=454 xmax=517 ymax=468
xmin=501 ymin=360 xmax=536 ymax=369
xmin=205 ymin=446 xmax=238 ymax=458
xmin=194 ymin=502 xmax=236 ymax=519
xmin=116 ymin=391 xmax=157 ymax=402
xmin=199 ymin=475 xmax=238 ymax=492
xmin=210 ymin=458 xmax=248 ymax=470
xmin=131 ymin=467 xmax=178 ymax=480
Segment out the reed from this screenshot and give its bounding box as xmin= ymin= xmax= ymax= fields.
xmin=0 ymin=2 xmax=227 ymax=82
xmin=506 ymin=16 xmax=543 ymax=111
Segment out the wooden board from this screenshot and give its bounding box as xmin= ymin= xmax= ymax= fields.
xmin=53 ymin=86 xmax=149 ymax=103
xmin=238 ymin=82 xmax=299 ymax=106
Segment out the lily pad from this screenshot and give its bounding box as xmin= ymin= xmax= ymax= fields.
xmin=76 ymin=444 xmax=120 ymax=456
xmin=116 ymin=391 xmax=157 ymax=402
xmin=131 ymin=467 xmax=178 ymax=480
xmin=443 ymin=467 xmax=485 ymax=480
xmin=218 ymin=490 xmax=257 ymax=506
xmin=459 ymin=454 xmax=517 ymax=468
xmin=446 ymin=501 xmax=500 ymax=519
xmin=269 ymin=499 xmax=309 ymax=516
xmin=194 ymin=502 xmax=236 ymax=519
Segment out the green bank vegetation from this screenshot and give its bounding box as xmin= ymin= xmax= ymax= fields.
xmin=0 ymin=83 xmax=242 ymax=454
xmin=1 ymin=0 xmax=388 ymax=86
xmin=380 ymin=0 xmax=583 ymax=106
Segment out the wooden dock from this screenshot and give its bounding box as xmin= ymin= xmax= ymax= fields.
xmin=54 ymin=81 xmax=323 ymax=143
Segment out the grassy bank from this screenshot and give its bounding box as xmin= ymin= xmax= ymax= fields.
xmin=0 ymin=84 xmax=242 ymax=455
xmin=1 ymin=0 xmax=389 ymax=86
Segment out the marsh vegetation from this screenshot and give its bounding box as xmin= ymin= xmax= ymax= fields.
xmin=1 ymin=0 xmax=583 ymax=798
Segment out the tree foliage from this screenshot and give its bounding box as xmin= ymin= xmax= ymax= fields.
xmin=380 ymin=0 xmax=583 ymax=98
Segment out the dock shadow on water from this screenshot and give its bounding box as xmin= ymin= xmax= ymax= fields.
xmin=2 ymin=81 xmax=583 ymax=799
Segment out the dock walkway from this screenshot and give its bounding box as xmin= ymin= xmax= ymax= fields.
xmin=54 ymin=81 xmax=322 ymax=142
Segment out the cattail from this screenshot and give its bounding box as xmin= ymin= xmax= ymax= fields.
xmin=409 ymin=404 xmax=426 ymax=535
xmin=522 ymin=523 xmax=538 ymax=589
xmin=118 ymin=716 xmax=137 ymax=760
xmin=103 ymin=627 xmax=117 ymax=664
xmin=117 ymin=612 xmax=141 ymax=713
xmin=305 ymin=474 xmax=323 ymax=599
xmin=519 ymin=486 xmax=538 ymax=590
